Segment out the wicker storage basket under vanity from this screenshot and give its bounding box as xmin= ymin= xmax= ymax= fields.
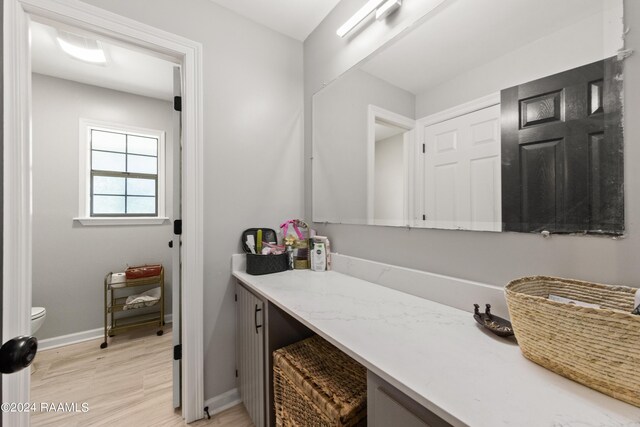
xmin=273 ymin=335 xmax=367 ymax=427
xmin=505 ymin=276 xmax=640 ymax=407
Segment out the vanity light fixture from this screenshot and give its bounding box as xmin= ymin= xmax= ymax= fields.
xmin=337 ymin=0 xmax=402 ymax=38
xmin=375 ymin=0 xmax=402 ymax=20
xmin=56 ymin=30 xmax=107 ymax=64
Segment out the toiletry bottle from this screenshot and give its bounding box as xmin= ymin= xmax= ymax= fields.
xmin=312 ymin=242 xmax=327 ymax=272
xmin=287 ymin=245 xmax=294 ymax=270
xmin=284 ymin=236 xmax=295 ymax=270
xmin=256 ymin=229 xmax=263 ymax=254
xmin=312 ymin=236 xmax=331 ymax=271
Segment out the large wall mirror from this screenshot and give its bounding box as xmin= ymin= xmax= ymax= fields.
xmin=312 ymin=0 xmax=625 ymax=235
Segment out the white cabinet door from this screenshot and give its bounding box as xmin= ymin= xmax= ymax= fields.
xmin=422 ymin=105 xmax=501 ymax=231
xmin=236 ymin=283 xmax=265 ymax=427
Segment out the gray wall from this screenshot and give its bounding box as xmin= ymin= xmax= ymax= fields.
xmin=79 ymin=0 xmax=304 ymax=400
xmin=305 ymin=1 xmax=640 ymax=288
xmin=31 ymin=74 xmax=175 ymax=340
xmin=313 ymin=69 xmax=414 ymax=222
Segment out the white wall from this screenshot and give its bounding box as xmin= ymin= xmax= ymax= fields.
xmin=80 ymin=0 xmax=304 ymax=401
xmin=415 ymin=7 xmax=623 ymax=117
xmin=31 ymin=73 xmax=174 ymax=340
xmin=305 ymin=0 xmax=640 ymax=290
xmin=313 ymin=69 xmax=414 ymax=223
xmin=374 ymin=133 xmax=404 ymax=222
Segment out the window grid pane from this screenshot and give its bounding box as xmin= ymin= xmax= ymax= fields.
xmin=90 ymin=129 xmax=159 ymax=217
xmin=127 ymin=196 xmax=157 ymax=214
xmin=93 ymin=176 xmax=125 ymax=195
xmin=93 ymin=195 xmax=126 ymax=214
xmin=92 ymin=151 xmax=126 ymax=172
xmin=91 ymin=130 xmax=126 ymax=153
xmin=128 ymin=135 xmax=158 ymax=156
xmin=91 ymin=172 xmax=158 ymax=216
xmin=127 ymin=154 xmax=157 ymax=174
xmin=127 ymin=178 xmax=156 ymax=196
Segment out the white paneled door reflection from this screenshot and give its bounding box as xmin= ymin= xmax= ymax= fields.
xmin=422 ymin=104 xmax=501 ymax=231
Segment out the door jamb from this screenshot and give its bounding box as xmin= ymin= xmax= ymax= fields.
xmin=366 ymin=104 xmax=415 ymax=225
xmin=3 ymin=0 xmax=204 ymax=424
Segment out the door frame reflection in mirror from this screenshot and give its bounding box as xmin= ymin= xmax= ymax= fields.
xmin=367 ymin=105 xmax=415 ymax=226
xmin=367 ymin=104 xmax=416 ymax=225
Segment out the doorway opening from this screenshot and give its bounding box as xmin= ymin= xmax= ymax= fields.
xmin=367 ymin=105 xmax=415 ymax=226
xmin=28 ymin=17 xmax=182 ymax=425
xmin=3 ymin=0 xmax=204 ymax=424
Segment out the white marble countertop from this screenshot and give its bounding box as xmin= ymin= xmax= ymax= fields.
xmin=232 ymin=266 xmax=640 ymax=427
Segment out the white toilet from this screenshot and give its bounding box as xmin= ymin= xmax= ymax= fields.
xmin=31 ymin=307 xmax=46 ymax=334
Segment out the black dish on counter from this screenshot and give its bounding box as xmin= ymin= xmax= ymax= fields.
xmin=473 ymin=304 xmax=514 ymax=337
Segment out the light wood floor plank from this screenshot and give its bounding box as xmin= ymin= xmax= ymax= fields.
xmin=31 ymin=326 xmax=253 ymax=426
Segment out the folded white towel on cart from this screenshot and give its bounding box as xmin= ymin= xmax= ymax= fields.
xmin=123 ymin=287 xmax=161 ymax=310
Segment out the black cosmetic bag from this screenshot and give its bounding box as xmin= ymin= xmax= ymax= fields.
xmin=241 ymin=228 xmax=288 ymax=275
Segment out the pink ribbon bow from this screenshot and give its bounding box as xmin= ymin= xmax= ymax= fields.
xmin=280 ymin=219 xmax=304 ymax=240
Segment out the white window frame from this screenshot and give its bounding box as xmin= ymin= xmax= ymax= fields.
xmin=75 ymin=118 xmax=168 ymax=225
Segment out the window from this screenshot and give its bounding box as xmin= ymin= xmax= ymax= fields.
xmin=91 ymin=129 xmax=159 ymax=216
xmin=77 ymin=119 xmax=167 ymax=225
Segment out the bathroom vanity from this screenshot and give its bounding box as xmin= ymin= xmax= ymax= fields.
xmin=230 ymin=1 xmax=637 ymax=424
xmin=232 ymin=254 xmax=640 ymax=427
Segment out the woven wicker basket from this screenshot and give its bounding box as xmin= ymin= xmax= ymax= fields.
xmin=273 ymin=335 xmax=367 ymax=427
xmin=505 ymin=276 xmax=640 ymax=407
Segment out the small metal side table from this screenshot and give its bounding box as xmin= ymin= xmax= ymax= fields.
xmin=101 ymin=267 xmax=165 ymax=349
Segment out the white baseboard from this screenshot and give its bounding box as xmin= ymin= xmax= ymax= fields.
xmin=204 ymin=388 xmax=242 ymax=416
xmin=38 ymin=314 xmax=173 ymax=351
xmin=38 ymin=327 xmax=104 ymax=351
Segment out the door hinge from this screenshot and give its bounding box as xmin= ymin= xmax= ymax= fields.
xmin=235 ymin=369 xmax=238 ymax=378
xmin=174 ymin=96 xmax=182 ymax=112
xmin=422 ymin=143 xmax=425 ymax=153
xmin=235 ymin=294 xmax=237 ymax=302
xmin=173 ymin=344 xmax=182 ymax=361
xmin=174 ymin=219 xmax=182 ymax=235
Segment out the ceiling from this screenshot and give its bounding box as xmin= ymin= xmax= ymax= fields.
xmin=361 ymin=0 xmax=621 ymax=95
xmin=31 ymin=0 xmax=341 ymax=96
xmin=31 ymin=20 xmax=176 ymax=101
xmin=375 ymin=122 xmax=405 ymax=141
xmin=207 ymin=0 xmax=341 ymax=41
